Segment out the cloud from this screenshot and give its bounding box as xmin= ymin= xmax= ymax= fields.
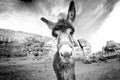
xmin=74 ymin=0 xmax=119 ymax=39
xmin=0 ymin=0 xmax=119 ymax=39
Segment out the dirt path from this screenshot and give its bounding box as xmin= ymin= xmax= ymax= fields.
xmin=0 ymin=58 xmax=120 ymax=80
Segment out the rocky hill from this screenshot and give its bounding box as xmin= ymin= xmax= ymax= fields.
xmin=0 ymin=28 xmax=52 ymax=58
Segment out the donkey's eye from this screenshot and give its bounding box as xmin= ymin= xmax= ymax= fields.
xmin=66 ymin=28 xmax=72 ymax=34
xmin=55 ymin=30 xmax=60 ymax=35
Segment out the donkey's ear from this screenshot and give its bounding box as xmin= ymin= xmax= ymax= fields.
xmin=41 ymin=17 xmax=55 ymax=30
xmin=67 ymin=0 xmax=76 ymax=23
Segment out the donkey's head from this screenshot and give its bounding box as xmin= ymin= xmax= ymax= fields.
xmin=41 ymin=0 xmax=76 ymax=63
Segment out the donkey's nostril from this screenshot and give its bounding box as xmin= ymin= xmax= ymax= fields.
xmin=70 ymin=52 xmax=72 ymax=56
xmin=60 ymin=52 xmax=72 ymax=58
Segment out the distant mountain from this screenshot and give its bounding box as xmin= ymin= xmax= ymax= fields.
xmin=0 ymin=28 xmax=52 ymax=43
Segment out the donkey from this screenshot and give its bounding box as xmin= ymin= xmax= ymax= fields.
xmin=41 ymin=0 xmax=76 ymax=80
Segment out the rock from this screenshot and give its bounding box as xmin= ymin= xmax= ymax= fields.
xmin=77 ymin=39 xmax=91 ymax=60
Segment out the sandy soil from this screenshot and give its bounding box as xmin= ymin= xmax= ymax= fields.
xmin=0 ymin=57 xmax=120 ymax=80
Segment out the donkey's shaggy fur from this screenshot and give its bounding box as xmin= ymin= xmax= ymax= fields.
xmin=53 ymin=51 xmax=75 ymax=80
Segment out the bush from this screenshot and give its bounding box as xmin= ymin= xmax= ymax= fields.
xmin=0 ymin=42 xmax=12 ymax=58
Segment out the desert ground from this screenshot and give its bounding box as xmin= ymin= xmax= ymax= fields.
xmin=0 ymin=57 xmax=120 ymax=80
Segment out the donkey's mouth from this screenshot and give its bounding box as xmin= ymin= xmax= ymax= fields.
xmin=61 ymin=60 xmax=74 ymax=68
xmin=62 ymin=58 xmax=74 ymax=64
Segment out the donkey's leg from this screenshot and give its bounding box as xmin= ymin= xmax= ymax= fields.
xmin=53 ymin=61 xmax=64 ymax=80
xmin=56 ymin=71 xmax=64 ymax=80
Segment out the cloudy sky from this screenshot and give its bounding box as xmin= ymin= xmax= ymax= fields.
xmin=0 ymin=0 xmax=120 ymax=52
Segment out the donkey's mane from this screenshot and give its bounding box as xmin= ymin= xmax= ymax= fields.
xmin=52 ymin=19 xmax=75 ymax=37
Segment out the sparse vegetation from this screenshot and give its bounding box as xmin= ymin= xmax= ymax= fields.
xmin=0 ymin=41 xmax=12 ymax=58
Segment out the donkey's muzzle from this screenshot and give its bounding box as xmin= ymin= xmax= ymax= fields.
xmin=59 ymin=44 xmax=74 ymax=63
xmin=60 ymin=51 xmax=74 ymax=64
